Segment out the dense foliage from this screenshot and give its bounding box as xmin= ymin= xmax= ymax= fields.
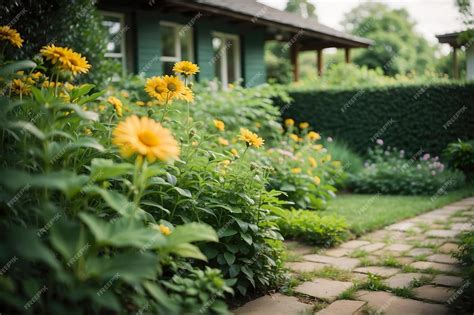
xmin=277 ymin=82 xmax=474 ymax=155
xmin=453 ymin=230 xmax=474 ymax=312
xmin=348 ymin=143 xmax=465 ymax=195
xmin=444 ymin=139 xmax=474 ymax=182
xmin=276 ymin=209 xmax=349 ymax=246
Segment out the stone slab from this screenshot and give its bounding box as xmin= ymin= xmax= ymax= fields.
xmin=316 ymin=300 xmax=366 ymax=315
xmin=426 ymin=230 xmax=459 ymax=238
xmin=286 ymin=261 xmax=326 ymax=273
xmin=303 ymin=254 xmax=360 ymax=271
xmin=413 ymin=285 xmax=455 ymax=303
xmin=284 ymin=241 xmax=314 ymax=255
xmin=325 ymin=248 xmax=352 ymax=258
xmin=383 ymin=273 xmax=426 ymax=289
xmin=353 ymin=266 xmax=400 ymax=278
xmin=407 ymin=248 xmax=433 ymax=257
xmin=432 ymin=275 xmax=463 ymax=287
xmin=385 ymin=243 xmax=413 ymax=252
xmin=451 ymin=223 xmax=472 ymax=231
xmin=426 ymin=254 xmax=458 ymax=265
xmin=339 ymin=240 xmax=370 ymax=249
xmin=233 ymin=293 xmax=313 ymax=315
xmin=386 ymin=221 xmax=416 ymax=232
xmin=294 ymin=278 xmax=352 ymax=302
xmin=359 ymin=242 xmax=386 ymax=252
xmin=438 ymin=243 xmax=459 ymax=254
xmin=410 ymin=261 xmax=461 ymax=273
xmin=355 ymin=290 xmax=448 ymax=315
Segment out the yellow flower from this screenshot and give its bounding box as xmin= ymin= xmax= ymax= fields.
xmin=230 ymin=148 xmax=239 ymax=157
xmin=173 ymin=61 xmax=200 ymax=76
xmin=84 ymin=128 xmax=92 ymax=136
xmin=218 ymin=137 xmax=229 ymax=146
xmin=0 ymin=26 xmax=23 ymax=48
xmin=40 ymin=45 xmax=91 ymax=75
xmin=30 ymin=72 xmax=43 ymax=80
xmin=98 ymin=104 xmax=106 ymax=112
xmin=308 ymin=157 xmax=318 ymax=168
xmin=299 ymin=122 xmax=309 ymax=129
xmin=220 ymin=159 xmax=231 ymax=167
xmin=177 ymin=86 xmax=194 ymax=103
xmin=107 ymin=96 xmax=123 ymax=117
xmin=136 ymin=101 xmax=145 ymax=106
xmin=291 ymin=167 xmax=302 ymax=174
xmin=145 ymin=76 xmax=168 ymax=102
xmin=213 ymin=119 xmax=225 ymax=131
xmin=321 ymin=154 xmax=332 ymax=163
xmin=152 ymin=224 xmax=171 ymax=235
xmin=308 ymin=131 xmax=321 ymax=141
xmin=113 ymin=115 xmax=180 ymax=163
xmin=239 ymin=128 xmax=264 ymax=148
xmin=42 ymin=81 xmax=62 ymax=89
xmin=289 ymin=133 xmax=299 ymax=142
xmin=10 ymin=79 xmax=31 ymax=95
xmin=284 ymin=118 xmax=295 ymax=127
xmin=313 ymin=176 xmax=321 ymax=185
xmin=145 ymin=75 xmax=191 ymax=103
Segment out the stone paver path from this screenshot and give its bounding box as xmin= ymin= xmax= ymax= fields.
xmin=233 ymin=197 xmax=474 ymax=315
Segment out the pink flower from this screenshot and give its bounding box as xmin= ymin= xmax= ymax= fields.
xmin=422 ymin=153 xmax=430 ymax=161
xmin=376 ymin=139 xmax=384 ymax=145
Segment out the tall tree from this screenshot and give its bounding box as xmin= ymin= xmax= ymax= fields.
xmin=285 ymin=0 xmax=318 ymax=21
xmin=341 ymin=3 xmax=436 ymax=76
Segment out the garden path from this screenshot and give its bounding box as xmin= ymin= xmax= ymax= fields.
xmin=233 ymin=197 xmax=474 ymax=315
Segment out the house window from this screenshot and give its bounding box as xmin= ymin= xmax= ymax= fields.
xmin=212 ymin=33 xmax=241 ymax=87
xmin=160 ymin=21 xmax=193 ymax=75
xmin=101 ymin=11 xmax=126 ymax=74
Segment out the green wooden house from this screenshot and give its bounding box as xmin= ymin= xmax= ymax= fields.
xmin=97 ymin=0 xmax=372 ymax=87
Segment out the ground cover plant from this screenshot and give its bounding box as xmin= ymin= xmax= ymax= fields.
xmin=348 ymin=141 xmax=465 ymax=195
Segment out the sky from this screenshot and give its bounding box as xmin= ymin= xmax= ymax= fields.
xmin=258 ymin=0 xmax=466 ymax=46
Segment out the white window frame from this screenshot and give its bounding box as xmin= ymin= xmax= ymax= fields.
xmin=100 ymin=11 xmax=127 ymax=73
xmin=159 ymin=21 xmax=194 ymax=72
xmin=212 ymin=32 xmax=241 ymax=88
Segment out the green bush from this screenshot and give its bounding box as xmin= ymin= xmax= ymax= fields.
xmin=452 ymin=230 xmax=474 ymax=312
xmin=276 ymin=209 xmax=349 ymax=246
xmin=322 ymin=138 xmax=364 ymax=176
xmin=444 ymin=139 xmax=474 ymax=181
xmin=348 ymin=144 xmax=465 ymax=195
xmin=277 ymin=82 xmax=474 ymax=155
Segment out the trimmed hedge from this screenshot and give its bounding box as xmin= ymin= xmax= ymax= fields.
xmin=278 ymin=83 xmax=474 ymax=155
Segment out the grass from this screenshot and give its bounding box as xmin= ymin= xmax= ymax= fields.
xmin=325 ymin=186 xmax=474 ymax=235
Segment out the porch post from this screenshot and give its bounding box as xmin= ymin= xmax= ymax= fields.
xmin=291 ymin=44 xmax=300 ymax=81
xmin=344 ymin=47 xmax=351 ymax=63
xmin=453 ymin=46 xmax=459 ymax=79
xmin=317 ymin=49 xmax=323 ymax=76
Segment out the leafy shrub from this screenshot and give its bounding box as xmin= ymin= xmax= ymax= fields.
xmin=452 ymin=230 xmax=474 ymax=312
xmin=276 ymin=209 xmax=349 ymax=246
xmin=0 ymin=37 xmax=288 ymax=313
xmin=322 ymin=138 xmax=364 ymax=177
xmin=348 ymin=143 xmax=465 ymax=195
xmin=276 ymin=82 xmax=474 ymax=155
xmin=444 ymin=139 xmax=474 ymax=181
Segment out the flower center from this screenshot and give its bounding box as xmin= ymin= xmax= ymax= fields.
xmin=155 ymin=86 xmax=164 ymax=94
xmin=167 ymin=83 xmax=177 ymax=92
xmin=138 ymin=130 xmax=159 ymax=147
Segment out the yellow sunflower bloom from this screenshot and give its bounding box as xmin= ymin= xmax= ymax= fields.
xmin=0 ymin=26 xmax=23 ymax=48
xmin=173 ymin=61 xmax=200 ymax=76
xmin=113 ymin=115 xmax=180 ymax=163
xmin=308 ymin=157 xmax=318 ymax=168
xmin=308 ymin=131 xmax=321 ymax=141
xmin=144 ymin=76 xmax=167 ymax=103
xmin=213 ymin=119 xmax=225 ymax=131
xmin=176 ymin=86 xmax=194 ymax=103
xmin=289 ymin=133 xmax=299 ymax=142
xmin=10 ymin=79 xmax=31 ymax=95
xmin=107 ymin=96 xmax=123 ymax=117
xmin=40 ymin=45 xmax=91 ymax=75
xmin=230 ymin=148 xmax=239 ymax=157
xmin=284 ymin=118 xmax=295 ymax=127
xmin=291 ymin=167 xmax=302 ymax=174
xmin=299 ymin=122 xmax=310 ymax=129
xmin=313 ymin=176 xmax=321 ymax=185
xmin=239 ymin=128 xmax=264 ymax=148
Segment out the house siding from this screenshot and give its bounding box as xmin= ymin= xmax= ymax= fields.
xmin=243 ymin=30 xmax=266 ymax=87
xmin=136 ymin=11 xmax=161 ymax=76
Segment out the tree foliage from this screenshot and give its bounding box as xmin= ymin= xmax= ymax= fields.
xmin=341 ymin=3 xmax=437 ymax=76
xmin=285 ymin=0 xmax=318 ymax=20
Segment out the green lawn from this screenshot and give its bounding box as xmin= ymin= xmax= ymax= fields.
xmin=325 ymin=186 xmax=474 ymax=236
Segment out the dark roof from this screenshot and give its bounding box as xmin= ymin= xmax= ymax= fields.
xmin=167 ymin=0 xmax=373 ymax=48
xmin=436 ymin=31 xmax=467 ymax=47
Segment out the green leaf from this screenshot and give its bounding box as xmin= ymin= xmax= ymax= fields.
xmin=0 ymin=60 xmax=37 ymax=76
xmin=170 ymin=243 xmax=208 ymax=261
xmin=280 ymin=184 xmax=296 ymax=192
xmin=71 ymin=84 xmax=95 ymax=100
xmin=173 ymin=187 xmax=192 ymax=198
xmin=7 ymin=121 xmax=45 ymax=140
xmin=166 ymin=223 xmax=218 ymax=247
xmin=77 ymin=90 xmax=106 ymax=105
xmin=143 ymin=281 xmax=179 ymax=314
xmin=86 ymin=251 xmax=158 ymax=283
xmin=50 ymin=216 xmax=88 ymax=263
xmin=0 ymin=169 xmax=89 ymax=198
xmin=166 ymin=173 xmax=177 ymax=186
xmin=89 ymin=158 xmax=134 ymax=181
xmin=79 ymin=213 xmax=165 ymax=249
xmin=223 ymin=252 xmax=236 ymax=265
xmin=240 ymin=232 xmax=253 ymax=245
xmin=60 ymin=104 xmax=99 ymax=121
xmin=71 ymin=138 xmax=105 ymax=152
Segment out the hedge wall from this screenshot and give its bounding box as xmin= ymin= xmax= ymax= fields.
xmin=278 ymin=83 xmax=474 ymax=156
